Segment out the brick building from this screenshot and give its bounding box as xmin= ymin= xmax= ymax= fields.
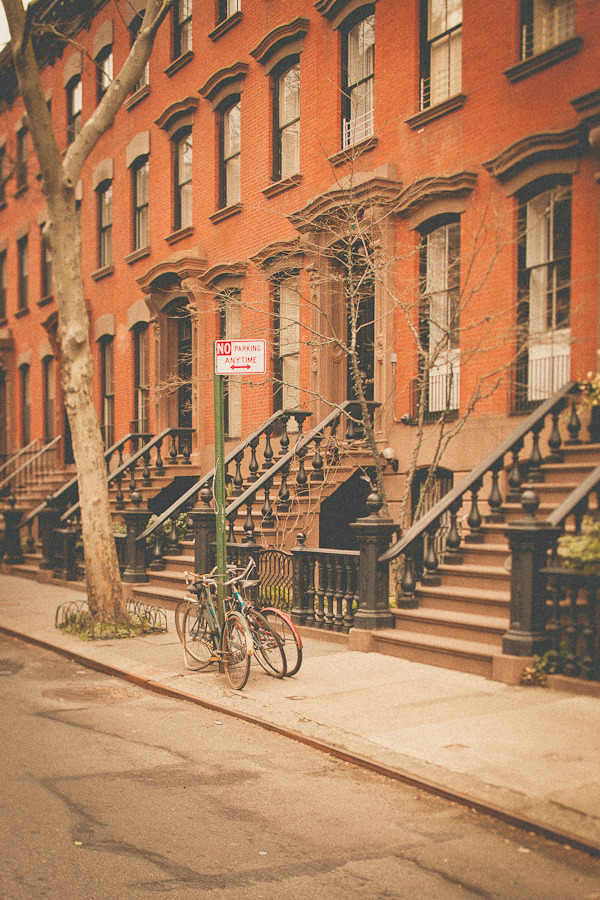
xmin=0 ymin=0 xmax=598 ymax=533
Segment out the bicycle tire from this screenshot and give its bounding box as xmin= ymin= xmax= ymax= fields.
xmin=175 ymin=599 xmax=191 ymax=642
xmin=250 ymin=610 xmax=287 ymax=679
xmin=261 ymin=608 xmax=303 ymax=677
xmin=182 ymin=604 xmax=217 ymax=670
xmin=222 ymin=611 xmax=251 ymax=690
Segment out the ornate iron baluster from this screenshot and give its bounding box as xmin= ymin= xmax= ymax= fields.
xmin=444 ymin=498 xmax=463 ymax=563
xmin=142 ymin=450 xmax=152 ymax=486
xmin=154 ymin=437 xmax=164 ymax=473
xmin=324 ymin=558 xmax=335 ymax=628
xmin=296 ymin=445 xmax=308 ymax=495
xmin=262 ymin=426 xmax=274 ymax=470
xmin=422 ymin=520 xmax=441 ymax=584
xmin=507 ymin=439 xmax=524 ymax=502
xmin=315 ymin=558 xmax=326 ymax=627
xmin=527 ymin=419 xmax=545 ymax=483
xmin=334 ymin=557 xmax=344 ymax=631
xmin=310 ymin=434 xmax=324 ymax=481
xmin=277 ymin=461 xmax=291 ymax=511
xmin=466 ymin=478 xmax=484 ymax=543
xmin=248 ymin=438 xmax=259 ymax=482
xmin=487 ymin=459 xmax=504 ymax=522
xmin=233 ymin=451 xmax=244 ymax=495
xmin=566 ymin=397 xmax=582 ymax=445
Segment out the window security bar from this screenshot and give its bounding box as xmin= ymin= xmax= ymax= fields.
xmin=521 ymin=1 xmax=575 ymax=60
xmin=342 ymin=108 xmax=374 ymax=150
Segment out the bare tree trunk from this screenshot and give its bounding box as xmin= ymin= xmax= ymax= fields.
xmin=3 ymin=0 xmax=174 ymax=613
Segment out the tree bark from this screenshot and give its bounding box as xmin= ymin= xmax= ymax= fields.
xmin=2 ymin=0 xmax=174 ymax=613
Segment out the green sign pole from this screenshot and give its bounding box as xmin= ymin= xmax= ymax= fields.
xmin=213 ymin=345 xmax=227 ymax=626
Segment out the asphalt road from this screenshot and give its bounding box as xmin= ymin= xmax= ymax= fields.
xmin=1 ymin=634 xmax=599 ymax=900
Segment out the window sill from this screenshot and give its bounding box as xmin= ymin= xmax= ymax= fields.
xmin=328 ymin=135 xmax=378 ymax=167
xmin=504 ymin=36 xmax=582 ymax=84
xmin=405 ymin=93 xmax=466 ymax=130
xmin=164 ymin=50 xmax=194 ymax=78
xmin=262 ymin=174 xmax=303 ymax=199
xmin=15 ymin=306 xmax=29 ymax=319
xmin=125 ymin=246 xmax=151 ymax=265
xmin=209 ymin=11 xmax=242 ymax=42
xmin=37 ymin=294 xmax=54 ymax=307
xmin=124 ymin=83 xmax=150 ymax=111
xmin=14 ymin=184 xmax=28 ymax=198
xmin=210 ymin=202 xmax=243 ymax=224
xmin=91 ymin=264 xmax=114 ymax=281
xmin=165 ymin=226 xmax=194 ymax=245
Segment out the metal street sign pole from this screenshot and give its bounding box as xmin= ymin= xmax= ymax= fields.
xmin=213 ymin=338 xmax=265 ymax=625
xmin=213 ymin=346 xmax=227 ymax=626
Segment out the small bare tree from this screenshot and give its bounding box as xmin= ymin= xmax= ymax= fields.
xmin=2 ymin=0 xmax=175 ymax=613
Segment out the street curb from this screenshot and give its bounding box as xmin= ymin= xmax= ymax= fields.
xmin=2 ymin=623 xmax=599 ymax=859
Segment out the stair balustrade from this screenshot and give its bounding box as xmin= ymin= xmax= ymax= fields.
xmin=0 ymin=436 xmax=62 ymax=507
xmin=379 ymin=381 xmax=579 ymax=607
xmin=224 ymin=401 xmax=378 ymax=544
xmin=59 ymin=427 xmax=194 ymax=523
xmin=137 ymin=411 xmax=295 ymax=573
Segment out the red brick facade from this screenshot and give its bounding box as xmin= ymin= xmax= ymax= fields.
xmin=0 ymin=0 xmax=598 ymax=513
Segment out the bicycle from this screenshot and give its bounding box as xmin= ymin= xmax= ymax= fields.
xmin=233 ymin=558 xmax=303 ymax=677
xmin=226 ymin=559 xmax=287 ymax=679
xmin=259 ymin=606 xmax=303 ymax=677
xmin=177 ymin=570 xmax=253 ymax=690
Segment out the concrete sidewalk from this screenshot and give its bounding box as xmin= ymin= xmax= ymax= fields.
xmin=0 ymin=572 xmax=599 ymax=855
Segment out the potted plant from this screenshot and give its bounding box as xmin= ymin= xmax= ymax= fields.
xmin=556 ymin=515 xmax=600 ymax=576
xmin=578 ymin=353 xmax=600 ymax=443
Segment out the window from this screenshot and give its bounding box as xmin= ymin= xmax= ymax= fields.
xmin=174 ymin=0 xmax=192 ymax=58
xmin=274 ymin=63 xmax=300 ymax=181
xmin=130 ymin=12 xmax=149 ymax=91
xmin=0 ymin=251 xmax=6 ymax=320
xmin=419 ymin=219 xmax=460 ymax=415
xmin=521 ymin=0 xmax=575 ymax=59
xmin=218 ymin=0 xmax=240 ymax=23
xmin=43 ymin=356 xmax=55 ymax=442
xmin=17 ymin=236 xmax=28 ymax=311
xmin=41 ymin=228 xmax=53 ymax=300
xmin=133 ymin=158 xmax=149 ymax=250
xmin=100 ymin=337 xmax=114 ymax=447
xmin=420 ymin=0 xmax=462 ymax=110
xmin=273 ymin=276 xmax=301 ymax=415
xmin=20 ymin=364 xmax=30 ymax=446
xmin=97 ymin=48 xmax=113 ymax=102
xmin=16 ymin=128 xmax=28 ymax=190
xmin=517 ymin=181 xmax=571 ymax=403
xmin=133 ymin=324 xmax=150 ymax=434
xmin=343 ymin=13 xmax=375 ymax=148
xmin=219 ymin=292 xmax=241 ymax=438
xmin=97 ymin=182 xmax=112 ymax=268
xmin=219 ymin=99 xmax=240 ymax=208
xmin=67 ymin=77 xmax=82 ymax=145
xmin=174 ymin=130 xmax=192 ymax=230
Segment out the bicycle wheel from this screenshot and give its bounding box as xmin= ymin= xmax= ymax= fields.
xmin=250 ymin=611 xmax=286 ymax=679
xmin=182 ymin=604 xmax=216 ymax=670
xmin=261 ymin=608 xmax=303 ymax=677
xmin=222 ymin=611 xmax=251 ymax=690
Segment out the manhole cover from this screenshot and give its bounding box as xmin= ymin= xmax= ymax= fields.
xmin=43 ymin=684 xmax=136 ymax=703
xmin=0 ymin=659 xmax=23 ymax=675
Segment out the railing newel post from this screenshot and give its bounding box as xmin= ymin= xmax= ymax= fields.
xmin=350 ymin=491 xmax=396 ymax=629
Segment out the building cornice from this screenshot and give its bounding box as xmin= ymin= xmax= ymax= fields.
xmin=250 ymin=18 xmax=310 ymax=68
xmin=289 ymin=167 xmax=402 ymax=232
xmin=482 ymin=126 xmax=584 ymax=184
